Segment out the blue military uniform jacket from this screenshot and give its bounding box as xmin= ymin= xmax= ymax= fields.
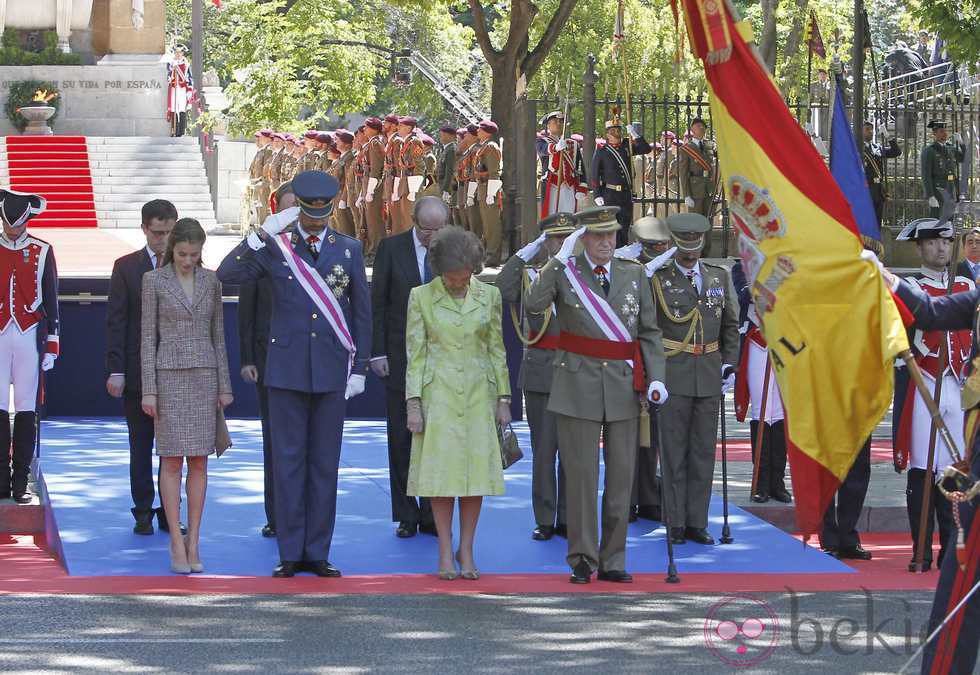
xmin=217 ymin=225 xmax=371 ymax=393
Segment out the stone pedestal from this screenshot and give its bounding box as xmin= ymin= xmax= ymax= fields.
xmin=90 ymin=0 xmax=165 ymax=55
xmin=19 ymin=105 xmax=56 ymax=135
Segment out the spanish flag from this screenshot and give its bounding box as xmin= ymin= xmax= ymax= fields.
xmin=676 ymin=0 xmax=909 ymax=536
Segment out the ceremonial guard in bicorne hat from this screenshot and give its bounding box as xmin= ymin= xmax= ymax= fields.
xmin=166 ymin=45 xmax=194 ymax=138
xmin=0 ymin=190 xmax=59 ymax=504
xmin=537 ymin=111 xmax=587 ymax=218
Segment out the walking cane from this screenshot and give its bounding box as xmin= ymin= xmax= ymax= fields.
xmin=719 ymin=393 xmax=734 ymax=544
xmin=652 ymin=403 xmax=680 ymax=583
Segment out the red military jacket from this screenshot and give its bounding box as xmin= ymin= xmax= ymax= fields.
xmin=0 ymin=232 xmax=60 ymax=355
xmin=908 ymin=270 xmax=973 ymax=381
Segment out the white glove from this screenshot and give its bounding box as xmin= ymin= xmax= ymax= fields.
xmin=466 ymin=181 xmax=478 ymax=207
xmin=594 ymin=196 xmax=605 ymax=206
xmin=517 ymin=232 xmax=548 ymax=262
xmin=615 ymin=242 xmax=642 ymax=260
xmin=344 ymin=374 xmax=366 ymax=400
xmin=928 ymin=196 xmax=939 ymax=208
xmin=627 ymin=123 xmax=641 ymax=140
xmin=556 ymin=226 xmax=586 ymax=264
xmin=485 ymin=193 xmax=496 ymax=206
xmin=261 ymin=206 xmax=300 ymax=237
xmin=647 ymin=380 xmax=668 ymax=404
xmin=644 ymin=246 xmax=677 ymax=278
xmin=41 ymin=353 xmax=56 ymax=372
xmin=575 ymin=192 xmax=587 ymax=202
xmin=684 ymin=196 xmax=696 ymax=208
xmin=953 ymin=132 xmax=963 ymax=145
xmin=877 ymin=124 xmax=889 ymax=142
xmin=365 ymin=192 xmax=374 ymax=203
xmin=442 ymin=191 xmax=451 ymax=203
xmin=722 ymin=373 xmax=735 ymax=393
xmin=366 ymin=177 xmax=378 ymax=201
xmin=487 ymin=179 xmax=503 ymax=200
xmin=338 ymin=200 xmax=347 ymax=210
xmin=355 ymin=196 xmax=364 ymax=208
xmin=407 ymin=175 xmax=424 ymax=200
xmin=555 ymin=138 xmax=568 ymax=152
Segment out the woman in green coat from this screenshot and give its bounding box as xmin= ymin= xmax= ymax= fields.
xmin=405 ymin=226 xmax=512 ymax=580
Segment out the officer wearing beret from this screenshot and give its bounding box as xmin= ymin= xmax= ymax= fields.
xmin=921 ymin=120 xmax=964 ymax=217
xmin=475 ymin=120 xmax=504 ymax=266
xmin=218 ymin=171 xmax=371 ymax=578
xmin=330 ymin=129 xmax=356 ymax=238
xmin=497 ymin=212 xmax=576 ymax=540
xmin=651 ymin=213 xmax=738 ymax=546
xmin=527 ymin=206 xmax=667 ymax=583
xmin=248 ymin=131 xmax=274 ymax=223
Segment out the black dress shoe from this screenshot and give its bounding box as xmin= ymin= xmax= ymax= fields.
xmin=628 ymin=505 xmax=639 ymax=523
xmin=597 ymin=569 xmax=633 ymax=583
xmin=273 ymin=561 xmax=299 ymax=578
xmin=751 ymin=493 xmax=770 ymax=503
xmin=133 ymin=514 xmax=154 ymax=535
xmin=553 ymin=523 xmax=568 ymax=538
xmin=396 ymin=522 xmax=417 ymax=538
xmin=770 ymin=487 xmax=793 ymax=503
xmin=669 ymin=527 xmax=687 ymax=545
xmin=261 ymin=524 xmax=277 ymax=538
xmin=570 ymin=559 xmax=592 ymax=584
xmin=418 ymin=522 xmax=438 ymax=537
xmin=908 ymin=559 xmax=932 ymax=572
xmin=157 ymin=509 xmax=187 ymax=535
xmin=306 ymin=560 xmax=342 ymax=577
xmin=12 ymin=490 xmax=31 ymax=505
xmin=836 ymin=545 xmax=872 ymax=561
xmin=636 ymin=505 xmax=662 ymax=521
xmin=532 ymin=525 xmax=554 ymax=541
xmin=685 ymin=527 xmax=715 ymax=545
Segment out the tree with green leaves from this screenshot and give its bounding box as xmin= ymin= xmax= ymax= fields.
xmin=911 ymin=0 xmax=980 ymax=72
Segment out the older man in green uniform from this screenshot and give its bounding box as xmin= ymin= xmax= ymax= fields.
xmin=921 ymin=120 xmax=965 ymax=217
xmin=650 ymin=213 xmax=738 ymax=546
xmin=498 ymin=212 xmax=576 ymax=541
xmin=527 ymin=206 xmax=667 ymax=584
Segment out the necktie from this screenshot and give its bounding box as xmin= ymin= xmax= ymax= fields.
xmin=307 ymin=234 xmax=320 ymax=261
xmin=594 ymin=265 xmax=610 ymax=295
xmin=422 ymin=250 xmax=433 ymax=283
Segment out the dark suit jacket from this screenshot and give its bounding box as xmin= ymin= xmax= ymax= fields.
xmin=106 ymin=248 xmax=153 ymax=395
xmin=590 ymin=136 xmax=652 ymax=200
xmin=238 ymin=276 xmax=274 ymax=379
xmin=371 ymin=229 xmax=423 ymax=391
xmin=957 ymin=259 xmax=980 ymax=283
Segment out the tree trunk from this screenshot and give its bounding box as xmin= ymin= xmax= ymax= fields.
xmin=489 ymin=59 xmax=520 ymax=256
xmin=759 ymin=0 xmax=780 ymax=74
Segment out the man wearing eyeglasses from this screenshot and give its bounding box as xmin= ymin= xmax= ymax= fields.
xmin=106 ymin=199 xmax=183 ymax=537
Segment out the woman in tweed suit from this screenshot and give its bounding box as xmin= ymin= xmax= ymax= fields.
xmin=141 ymin=218 xmax=233 ymax=574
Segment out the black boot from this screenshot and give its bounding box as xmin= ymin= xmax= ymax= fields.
xmin=750 ymin=420 xmax=771 ymax=502
xmin=11 ymin=412 xmax=35 ymax=504
xmin=768 ymin=421 xmax=792 ymax=503
xmin=0 ymin=411 xmax=9 ymax=498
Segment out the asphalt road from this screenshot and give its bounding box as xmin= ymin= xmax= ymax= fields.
xmin=0 ymin=590 xmax=943 ymax=674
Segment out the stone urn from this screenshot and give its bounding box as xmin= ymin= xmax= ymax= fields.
xmin=19 ymin=106 xmax=56 ymax=136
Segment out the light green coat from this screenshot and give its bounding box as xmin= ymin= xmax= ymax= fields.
xmin=405 ymin=276 xmax=510 ymax=497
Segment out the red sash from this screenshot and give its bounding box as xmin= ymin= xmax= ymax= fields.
xmin=529 ymin=331 xmax=560 ymax=351
xmin=558 ymin=331 xmax=645 ymax=392
xmin=679 ymin=142 xmax=713 ymax=173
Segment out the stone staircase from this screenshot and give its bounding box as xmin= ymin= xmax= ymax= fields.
xmin=0 ymin=136 xmax=217 ymax=229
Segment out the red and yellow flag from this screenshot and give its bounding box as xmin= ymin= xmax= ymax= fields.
xmin=676 ymin=0 xmax=909 ymax=536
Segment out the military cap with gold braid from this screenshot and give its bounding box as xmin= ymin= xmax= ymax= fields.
xmin=574 ymin=205 xmax=621 ymax=233
xmin=539 ymin=211 xmax=577 ymax=236
xmin=666 ymin=212 xmax=710 ymax=252
xmin=291 ymin=170 xmax=339 ymax=219
xmin=631 ymin=215 xmax=670 ymax=243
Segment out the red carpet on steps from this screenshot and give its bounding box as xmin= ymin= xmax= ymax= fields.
xmin=4 ymin=136 xmax=98 ymax=228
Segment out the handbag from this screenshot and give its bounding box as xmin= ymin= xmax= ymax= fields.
xmin=498 ymin=422 xmax=524 ymax=470
xmin=215 ymin=408 xmax=232 ymax=458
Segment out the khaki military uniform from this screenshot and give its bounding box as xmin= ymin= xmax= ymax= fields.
xmin=249 ymin=145 xmax=273 ymax=223
xmin=651 ymin=261 xmax=738 ymax=530
xmin=350 ymin=149 xmax=366 ymax=245
xmin=475 ymin=140 xmax=503 ymax=264
xmin=302 ymin=150 xmax=320 ymax=173
xmin=676 ymin=139 xmax=716 ymax=220
xmin=331 ymin=149 xmax=355 ymax=237
xmin=383 ymin=135 xmax=404 ymax=233
xmin=265 ymin=148 xmax=286 ymax=196
xmin=921 ymin=140 xmax=964 ymax=217
xmin=419 ymin=151 xmax=440 ymax=198
xmin=364 ymin=135 xmax=387 ymax=256
xmin=497 ymin=253 xmax=566 ymax=530
xmin=395 ymin=134 xmax=426 ymax=233
xmin=526 ymin=254 xmax=666 ymax=573
xmin=456 ymin=143 xmax=478 ymax=234
xmin=438 ymin=140 xmax=458 ymax=223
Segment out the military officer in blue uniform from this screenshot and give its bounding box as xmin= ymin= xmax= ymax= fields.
xmin=877 ymin=262 xmax=980 ymax=675
xmin=217 ymin=171 xmax=371 ymax=578
xmin=590 ymin=114 xmax=652 ymax=247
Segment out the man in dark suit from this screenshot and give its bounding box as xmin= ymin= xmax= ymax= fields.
xmin=957 ymin=226 xmax=980 ymax=282
xmin=370 ymin=196 xmax=446 ymax=537
xmin=105 ymin=199 xmax=179 ymax=535
xmin=590 ymin=116 xmax=652 ymax=247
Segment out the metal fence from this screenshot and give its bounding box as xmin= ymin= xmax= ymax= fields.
xmin=521 ymin=68 xmax=978 ymax=257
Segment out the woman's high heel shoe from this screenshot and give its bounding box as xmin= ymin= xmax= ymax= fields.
xmin=455 ymin=550 xmax=480 ymax=581
xmin=170 ymin=541 xmax=191 ymax=575
xmin=184 ymin=535 xmax=203 ymax=573
xmin=438 ymin=568 xmax=458 ymax=581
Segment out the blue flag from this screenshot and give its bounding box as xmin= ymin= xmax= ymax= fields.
xmin=829 ymin=76 xmax=880 ymax=253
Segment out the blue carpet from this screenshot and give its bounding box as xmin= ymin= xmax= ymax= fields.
xmin=39 ymin=418 xmax=852 ymax=577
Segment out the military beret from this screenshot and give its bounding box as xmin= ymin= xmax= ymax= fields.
xmin=291 ymin=171 xmax=339 ymax=218
xmin=259 ymin=129 xmax=274 ymax=137
xmin=316 ymin=132 xmax=332 ymax=144
xmin=0 ymin=189 xmax=46 ymax=228
xmin=456 ymin=128 xmax=467 ymax=137
xmin=574 ymin=206 xmax=621 ymax=233
xmin=632 ymin=215 xmax=670 ymax=243
xmin=927 ymin=119 xmax=946 ymax=130
xmin=334 ymin=129 xmax=354 ymax=144
xmin=384 ymin=114 xmax=400 ymax=125
xmin=364 ymin=117 xmax=383 ymax=132
xmin=304 ymin=130 xmax=320 ymax=140
xmin=539 ymin=211 xmax=577 ymax=236
xmin=465 ymin=124 xmax=479 ymax=137
xmin=272 ymin=132 xmax=287 ymax=141
xmin=439 ymin=124 xmax=456 ymax=135
xmin=479 ymin=119 xmax=498 ymax=134
xmin=420 ymin=134 xmax=435 ymax=146
xmin=398 ymin=116 xmax=417 ymax=128
xmin=570 ymin=133 xmax=583 ymax=142
xmin=253 ymin=131 xmax=262 ymax=138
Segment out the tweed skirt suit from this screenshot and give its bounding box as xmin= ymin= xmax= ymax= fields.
xmin=141 ymin=265 xmax=233 ymax=457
